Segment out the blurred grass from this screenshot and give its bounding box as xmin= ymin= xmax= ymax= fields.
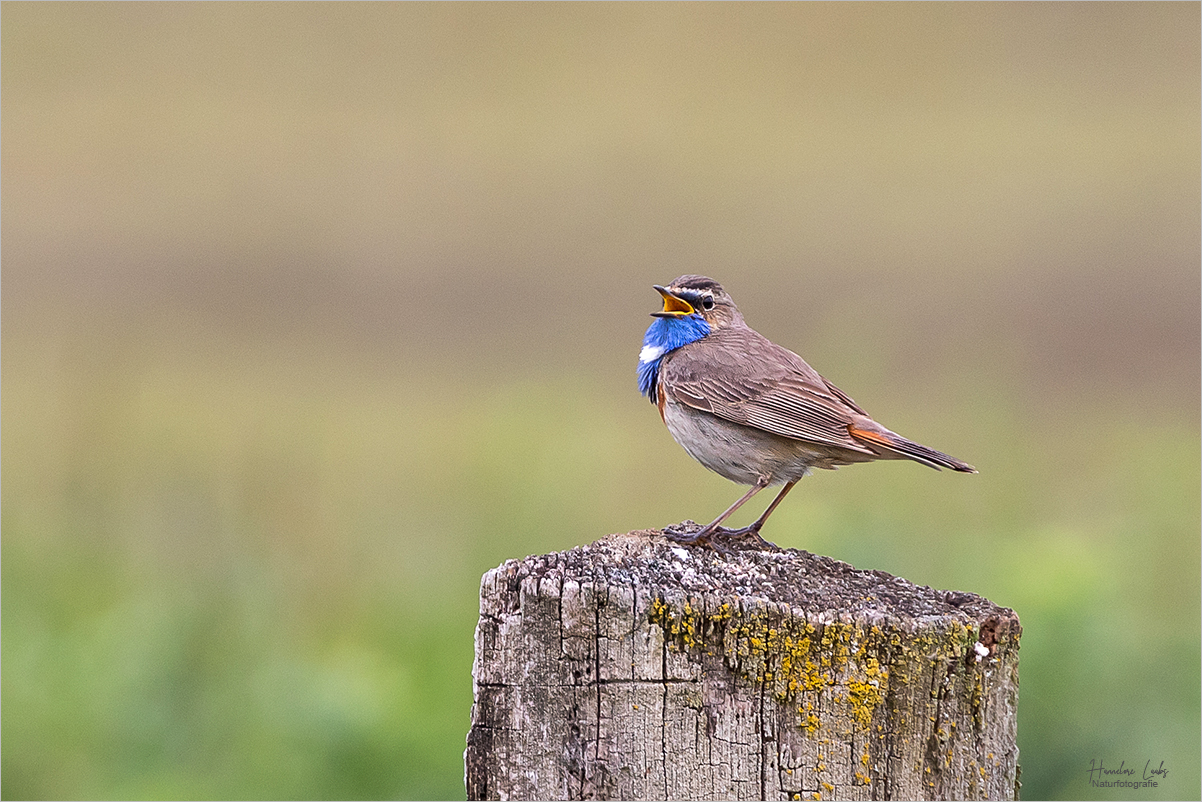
xmin=3 ymin=319 xmax=1198 ymax=800
xmin=3 ymin=3 xmax=1200 ymax=800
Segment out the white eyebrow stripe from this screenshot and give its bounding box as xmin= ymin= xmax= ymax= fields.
xmin=639 ymin=344 xmax=666 ymax=364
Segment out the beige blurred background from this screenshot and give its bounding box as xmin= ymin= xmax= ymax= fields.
xmin=3 ymin=4 xmax=1199 ymax=800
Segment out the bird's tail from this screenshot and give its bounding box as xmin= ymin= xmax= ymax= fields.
xmin=848 ymin=425 xmax=977 ymax=473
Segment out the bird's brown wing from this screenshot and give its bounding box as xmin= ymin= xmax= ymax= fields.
xmin=661 ymin=326 xmax=877 ymax=455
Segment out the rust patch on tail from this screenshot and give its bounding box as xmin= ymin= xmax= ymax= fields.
xmin=847 ymin=425 xmax=893 ymax=447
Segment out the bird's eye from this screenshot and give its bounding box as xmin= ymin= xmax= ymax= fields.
xmin=701 ymin=296 xmax=715 ymax=310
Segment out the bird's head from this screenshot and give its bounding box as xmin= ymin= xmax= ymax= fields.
xmin=651 ymin=275 xmax=743 ymax=329
xmin=638 ymin=276 xmax=743 ymax=400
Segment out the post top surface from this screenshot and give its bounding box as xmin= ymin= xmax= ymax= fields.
xmin=489 ymin=524 xmax=1019 ymax=636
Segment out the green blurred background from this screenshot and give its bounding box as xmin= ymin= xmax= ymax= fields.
xmin=3 ymin=3 xmax=1198 ymax=800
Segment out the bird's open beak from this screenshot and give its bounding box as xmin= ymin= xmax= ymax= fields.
xmin=651 ymin=285 xmax=695 ymax=317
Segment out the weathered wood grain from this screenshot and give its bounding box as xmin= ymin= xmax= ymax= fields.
xmin=466 ymin=527 xmax=1021 ymax=801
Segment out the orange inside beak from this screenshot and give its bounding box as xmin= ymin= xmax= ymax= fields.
xmin=652 ymin=285 xmax=695 ymax=316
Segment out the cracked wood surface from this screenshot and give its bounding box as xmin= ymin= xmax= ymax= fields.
xmin=465 ymin=527 xmax=1021 ymax=801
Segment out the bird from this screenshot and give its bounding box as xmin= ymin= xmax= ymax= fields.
xmin=637 ymin=275 xmax=976 ymax=549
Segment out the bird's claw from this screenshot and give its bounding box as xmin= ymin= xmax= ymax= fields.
xmin=663 ymin=522 xmax=779 ymax=554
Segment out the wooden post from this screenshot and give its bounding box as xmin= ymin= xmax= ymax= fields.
xmin=465 ymin=528 xmax=1021 ymax=801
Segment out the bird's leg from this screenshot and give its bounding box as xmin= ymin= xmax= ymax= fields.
xmin=665 ymin=476 xmax=770 ymax=547
xmin=721 ymin=480 xmax=798 ymax=549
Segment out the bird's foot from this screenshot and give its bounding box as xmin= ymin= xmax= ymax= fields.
xmin=662 ymin=521 xmax=779 ymax=553
xmin=696 ymin=522 xmax=781 ymax=552
xmin=663 ymin=521 xmax=731 ymax=554
xmin=719 ymin=524 xmax=781 ymax=552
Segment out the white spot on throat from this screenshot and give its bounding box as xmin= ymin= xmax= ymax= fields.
xmin=639 ymin=344 xmax=666 ymax=364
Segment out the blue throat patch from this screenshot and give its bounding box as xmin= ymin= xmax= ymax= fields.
xmin=637 ymin=314 xmax=711 ymax=402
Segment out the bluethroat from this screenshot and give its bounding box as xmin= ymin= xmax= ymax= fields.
xmin=638 ymin=275 xmax=976 ymax=549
